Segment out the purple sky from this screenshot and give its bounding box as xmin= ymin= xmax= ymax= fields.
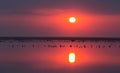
xmin=0 ymin=0 xmax=120 ymax=37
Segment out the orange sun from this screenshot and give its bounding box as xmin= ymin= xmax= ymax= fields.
xmin=69 ymin=52 xmax=76 ymax=64
xmin=69 ymin=17 xmax=76 ymax=23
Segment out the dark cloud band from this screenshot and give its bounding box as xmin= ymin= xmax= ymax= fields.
xmin=0 ymin=0 xmax=120 ymax=14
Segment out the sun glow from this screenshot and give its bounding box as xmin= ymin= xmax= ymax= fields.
xmin=69 ymin=17 xmax=76 ymax=23
xmin=69 ymin=52 xmax=76 ymax=64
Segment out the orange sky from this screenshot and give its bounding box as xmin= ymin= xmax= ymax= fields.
xmin=0 ymin=9 xmax=120 ymax=37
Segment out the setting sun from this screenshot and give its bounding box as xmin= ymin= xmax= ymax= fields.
xmin=69 ymin=17 xmax=76 ymax=23
xmin=69 ymin=52 xmax=76 ymax=64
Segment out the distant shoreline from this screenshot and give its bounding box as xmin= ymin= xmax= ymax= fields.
xmin=0 ymin=37 xmax=120 ymax=41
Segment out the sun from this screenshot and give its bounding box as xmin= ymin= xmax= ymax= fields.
xmin=69 ymin=52 xmax=76 ymax=64
xmin=69 ymin=17 xmax=76 ymax=23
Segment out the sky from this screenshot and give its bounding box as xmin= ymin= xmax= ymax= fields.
xmin=0 ymin=0 xmax=120 ymax=37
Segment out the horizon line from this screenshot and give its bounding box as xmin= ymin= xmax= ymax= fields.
xmin=0 ymin=37 xmax=120 ymax=40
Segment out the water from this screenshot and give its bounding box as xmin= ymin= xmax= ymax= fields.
xmin=0 ymin=37 xmax=120 ymax=73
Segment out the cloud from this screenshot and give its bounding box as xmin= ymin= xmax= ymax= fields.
xmin=0 ymin=0 xmax=120 ymax=15
xmin=0 ymin=8 xmax=65 ymax=15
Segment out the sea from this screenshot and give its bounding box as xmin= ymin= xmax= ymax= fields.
xmin=0 ymin=37 xmax=120 ymax=73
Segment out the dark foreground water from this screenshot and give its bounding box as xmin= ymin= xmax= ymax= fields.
xmin=0 ymin=37 xmax=120 ymax=73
